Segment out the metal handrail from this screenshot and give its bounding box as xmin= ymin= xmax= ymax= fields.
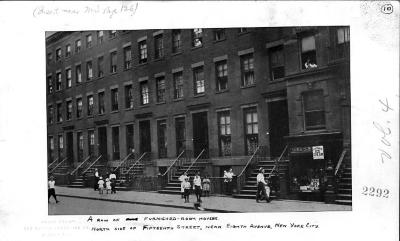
xmin=238 ymin=146 xmax=260 ymax=177
xmin=49 ymin=157 xmax=68 ymax=173
xmin=268 ymin=145 xmax=288 ymax=178
xmin=335 ymin=149 xmax=348 ymax=176
xmin=48 ymin=158 xmax=59 ymax=169
xmin=123 ymin=152 xmax=147 ymax=175
xmin=82 ymin=155 xmax=102 ymax=174
xmin=70 ymin=155 xmax=91 ymax=175
xmin=161 ymin=150 xmax=185 ymax=177
xmin=114 ymin=152 xmax=134 ymax=172
xmin=185 ymin=149 xmax=205 ymax=173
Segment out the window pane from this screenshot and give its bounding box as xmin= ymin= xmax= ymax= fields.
xmin=246 ymin=113 xmax=252 ymax=123
xmin=253 ymin=124 xmax=258 ymax=134
xmin=247 ymin=125 xmax=252 ymax=134
xmin=220 ymin=116 xmax=225 ymax=125
xmin=252 ymin=112 xmax=258 ymax=123
xmin=226 ymin=125 xmax=231 ymax=135
xmin=302 ymin=36 xmax=316 ymax=52
xmin=220 ymin=126 xmax=226 ymax=135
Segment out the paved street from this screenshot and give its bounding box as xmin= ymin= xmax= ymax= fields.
xmin=49 ymin=186 xmax=351 ymax=214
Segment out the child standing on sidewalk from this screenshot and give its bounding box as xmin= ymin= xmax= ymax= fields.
xmin=105 ymin=178 xmax=111 ymax=194
xmin=183 ymin=177 xmax=191 ymax=203
xmin=98 ymin=177 xmax=104 ymax=194
xmin=202 ymin=175 xmax=211 ymax=197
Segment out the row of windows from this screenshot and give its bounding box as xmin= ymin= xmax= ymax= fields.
xmin=48 ymin=28 xmax=249 ymax=64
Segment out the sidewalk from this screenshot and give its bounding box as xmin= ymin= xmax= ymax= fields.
xmin=55 ymin=186 xmax=351 ymax=213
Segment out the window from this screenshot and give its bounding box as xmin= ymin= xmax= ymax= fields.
xmin=86 ymin=34 xmax=92 ymax=48
xmin=301 ymin=35 xmax=317 ymax=69
xmin=172 ymin=30 xmax=181 ymax=53
xmin=77 ymin=132 xmax=84 ymax=161
xmin=76 ymin=65 xmax=82 ymax=84
xmin=86 ymin=61 xmax=93 ymax=80
xmin=173 ymin=71 xmax=184 ymax=99
xmin=66 ymin=68 xmax=72 ymax=88
xmin=302 ymin=90 xmax=325 ymax=130
xmin=111 ymin=88 xmax=119 ymax=111
xmin=125 ymin=84 xmax=134 ymax=109
xmin=109 ymin=30 xmax=117 ymax=39
xmin=48 ymin=105 xmax=53 ymax=124
xmin=154 ymin=34 xmax=164 ymax=59
xmin=76 ymin=98 xmax=83 ymax=118
xmin=110 ymin=51 xmax=117 ymax=73
xmin=97 ymin=31 xmax=104 ymax=44
xmin=269 ymin=46 xmax=285 ymax=80
xmin=157 ymin=120 xmax=167 ymax=158
xmin=97 ymin=56 xmax=104 ymax=78
xmin=98 ymin=92 xmax=105 ymax=114
xmin=193 ymin=66 xmax=205 ymax=95
xmin=238 ymin=28 xmax=248 ymax=33
xmin=58 ymin=134 xmax=63 ymax=159
xmin=66 ymin=100 xmax=72 ymax=120
xmin=215 ymin=60 xmax=228 ymax=91
xmin=65 ymin=44 xmax=71 ymax=58
xmin=140 ymin=81 xmax=149 ymax=105
xmin=139 ymin=40 xmax=147 ymax=64
xmin=47 ymin=52 xmax=52 ymax=64
xmin=56 ymin=72 xmax=62 ymax=91
xmin=88 ymin=130 xmax=95 ymax=156
xmin=48 ymin=136 xmax=54 ymax=162
xmin=192 ymin=28 xmax=203 ymax=47
xmin=47 ymin=75 xmax=53 ymax=93
xmin=244 ymin=107 xmax=258 ymax=155
xmin=56 ymin=48 xmax=62 ymax=61
xmin=56 ymin=103 xmax=63 ymax=122
xmin=175 ymin=117 xmax=186 ymax=155
xmin=75 ymin=39 xmax=81 ymax=53
xmin=213 ymin=29 xmax=226 ymax=41
xmin=87 ymin=95 xmax=94 ymax=116
xmin=112 ymin=126 xmax=120 ymax=160
xmin=156 ymin=76 xmax=166 ymax=103
xmin=218 ymin=111 xmax=231 ymax=156
xmin=241 ymin=53 xmax=255 ymax=86
xmin=336 ymin=27 xmax=350 ymax=59
xmin=126 ymin=124 xmax=134 ymax=154
xmin=123 ymin=46 xmax=132 ymax=70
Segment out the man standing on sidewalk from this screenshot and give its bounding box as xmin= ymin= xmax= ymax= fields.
xmin=48 ymin=176 xmax=60 ymax=203
xmin=256 ymin=168 xmax=270 ymax=203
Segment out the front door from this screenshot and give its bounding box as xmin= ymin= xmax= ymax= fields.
xmin=192 ymin=112 xmax=209 ymax=157
xmin=268 ymin=100 xmax=289 ymax=157
xmin=66 ymin=132 xmax=74 ymax=164
xmin=98 ymin=127 xmax=108 ymax=160
xmin=175 ymin=117 xmax=186 ymax=156
xmin=139 ymin=120 xmax=151 ymax=154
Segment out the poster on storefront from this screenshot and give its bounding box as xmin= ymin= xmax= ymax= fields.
xmin=312 ymin=146 xmax=324 ymax=160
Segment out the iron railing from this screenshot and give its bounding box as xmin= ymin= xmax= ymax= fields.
xmin=48 ymin=158 xmax=59 ymax=170
xmin=70 ymin=155 xmax=91 ymax=175
xmin=160 ymin=150 xmax=186 ymax=182
xmin=184 ymin=149 xmax=205 ymax=173
xmin=114 ymin=152 xmax=134 ymax=173
xmin=49 ymin=157 xmax=68 ymax=173
xmin=123 ymin=152 xmax=148 ymax=175
xmin=267 ymin=145 xmax=288 ymax=178
xmin=335 ymin=149 xmax=348 ymax=176
xmin=82 ymin=155 xmax=102 ymax=175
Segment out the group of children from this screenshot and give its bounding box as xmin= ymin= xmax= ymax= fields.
xmin=179 ymin=172 xmax=211 ymax=203
xmin=95 ymin=168 xmax=117 ymax=195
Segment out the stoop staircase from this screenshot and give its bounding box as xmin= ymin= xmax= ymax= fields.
xmin=335 ymin=148 xmax=352 ymax=205
xmin=114 ymin=152 xmax=149 ymax=191
xmin=68 ymin=155 xmax=105 ymax=188
xmin=48 ymin=157 xmax=70 ymax=176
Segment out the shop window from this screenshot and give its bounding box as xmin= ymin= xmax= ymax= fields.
xmin=156 ymin=76 xmax=166 ymax=103
xmin=154 ymin=34 xmax=164 ymax=59
xmin=97 ymin=31 xmax=104 ymax=44
xmin=213 ymin=29 xmax=226 ymax=41
xmin=215 ymin=60 xmax=228 ymax=92
xmin=77 ymin=132 xmax=84 ymax=161
xmin=241 ymin=53 xmax=255 ymax=87
xmin=56 ymin=103 xmax=63 ymax=122
xmin=192 ymin=28 xmax=203 ymax=47
xmin=140 ymin=81 xmax=149 ymax=105
xmin=65 ymin=44 xmax=71 ymax=58
xmin=76 ymin=98 xmax=83 ymax=118
xmin=125 ymin=84 xmax=134 ymax=109
xmin=76 ymin=64 xmax=82 ymax=84
xmin=58 ymin=134 xmax=63 ymax=159
xmin=172 ymin=30 xmax=181 ymax=53
xmin=126 ymin=124 xmax=134 ymax=154
xmin=56 ymin=72 xmax=62 ymax=91
xmin=218 ymin=111 xmax=231 ymax=156
xmin=157 ymin=120 xmax=167 ymax=158
xmin=111 ymin=88 xmax=119 ymax=111
xmin=123 ymin=46 xmax=132 ymax=70
xmin=139 ymin=40 xmax=147 ymax=64
xmin=302 ymin=90 xmax=325 ymax=130
xmin=98 ymin=92 xmax=105 ymax=114
xmin=56 ymin=48 xmax=62 ymax=61
xmin=290 ymin=156 xmax=326 ymax=195
xmin=110 ymin=51 xmax=117 ymax=73
xmin=87 ymin=95 xmax=94 ymax=116
xmin=269 ymin=46 xmax=285 ymax=80
xmin=66 ymin=100 xmax=72 ymax=120
xmin=75 ymin=39 xmax=81 ymax=53
xmin=47 ymin=75 xmax=53 ymax=93
xmin=112 ymin=126 xmax=120 ymax=160
xmin=173 ymin=71 xmax=184 ymax=99
xmin=193 ymin=66 xmax=205 ymax=95
xmin=86 ymin=34 xmax=92 ymax=48
xmin=97 ymin=56 xmax=104 ymax=78
xmin=48 ymin=105 xmax=53 ymax=124
xmin=66 ymin=68 xmax=72 ymax=88
xmin=244 ymin=107 xmax=258 ymax=155
xmin=336 ymin=27 xmax=350 ymax=59
xmin=88 ymin=130 xmax=95 ymax=156
xmin=301 ymin=35 xmax=317 ymax=69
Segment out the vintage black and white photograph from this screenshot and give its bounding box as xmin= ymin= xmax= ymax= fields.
xmin=46 ymin=27 xmax=352 ymax=215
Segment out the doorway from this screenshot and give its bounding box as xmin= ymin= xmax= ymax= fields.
xmin=98 ymin=127 xmax=108 ymax=160
xmin=268 ymin=99 xmax=289 ymax=157
xmin=66 ymin=132 xmax=74 ymax=164
xmin=139 ymin=120 xmax=151 ymax=154
xmin=192 ymin=112 xmax=209 ymax=157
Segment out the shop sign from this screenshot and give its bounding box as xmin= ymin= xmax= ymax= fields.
xmin=290 ymin=146 xmax=312 ymax=154
xmin=312 ymin=146 xmax=324 ymax=160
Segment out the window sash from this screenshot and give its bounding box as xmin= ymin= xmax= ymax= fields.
xmin=156 ymin=78 xmax=166 ymax=102
xmin=172 ymin=30 xmax=181 ymax=52
xmin=173 ymin=72 xmax=183 ymax=99
xmin=141 ymin=83 xmax=149 ymax=105
xmin=301 ymin=36 xmax=316 ymax=52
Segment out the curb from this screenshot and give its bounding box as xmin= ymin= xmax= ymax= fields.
xmin=58 ymin=194 xmax=241 ymax=213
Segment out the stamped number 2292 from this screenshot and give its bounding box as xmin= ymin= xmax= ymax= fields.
xmin=362 ymin=186 xmax=389 ymax=198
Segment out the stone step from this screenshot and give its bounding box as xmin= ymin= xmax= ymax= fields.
xmin=335 ymin=199 xmax=352 ymax=205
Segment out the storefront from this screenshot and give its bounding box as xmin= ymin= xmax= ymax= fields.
xmin=285 ymin=132 xmax=343 ymax=202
